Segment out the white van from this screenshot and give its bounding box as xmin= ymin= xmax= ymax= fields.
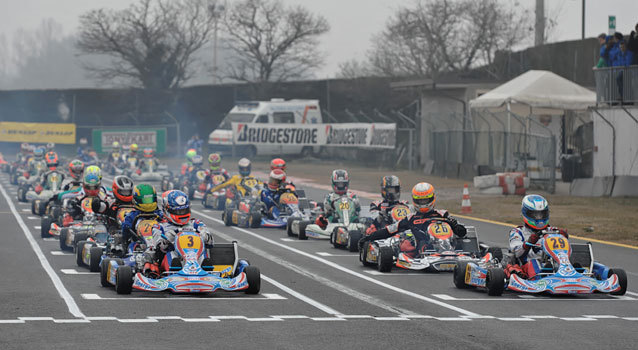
xmin=208 ymin=99 xmax=323 ymax=157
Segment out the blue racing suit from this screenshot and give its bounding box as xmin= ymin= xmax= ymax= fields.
xmin=260 ymin=187 xmax=283 ymax=219
xmin=121 ymin=209 xmax=164 ymax=244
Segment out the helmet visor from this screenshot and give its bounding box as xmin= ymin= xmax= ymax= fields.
xmin=118 ymin=188 xmax=132 ymax=197
xmin=523 ymin=207 xmax=549 ymax=221
xmin=333 ymin=181 xmax=348 ymax=192
xmin=170 ymin=207 xmax=191 ymax=216
xmin=413 ymin=196 xmax=434 ymax=206
xmin=84 ymin=184 xmax=99 ymax=191
xmin=385 ymin=187 xmax=400 ymax=199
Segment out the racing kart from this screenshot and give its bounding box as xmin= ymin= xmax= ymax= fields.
xmin=53 ymin=199 xmax=108 ymax=252
xmin=16 ymin=161 xmax=47 ymax=202
xmin=130 ymin=158 xmax=169 ymax=182
xmin=0 ymin=153 xmax=8 ymax=173
xmin=108 ymin=230 xmax=260 ymax=295
xmin=455 ymin=230 xmax=628 ymax=296
xmin=161 ymin=168 xmax=208 ymax=199
xmin=25 ymin=170 xmax=64 ymax=211
xmin=202 ymin=174 xmax=229 ymax=210
xmin=298 ymin=195 xmax=365 ymax=250
xmin=360 ymin=218 xmax=498 ymax=273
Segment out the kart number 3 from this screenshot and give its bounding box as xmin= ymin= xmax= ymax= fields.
xmin=178 ymin=235 xmax=201 ymax=250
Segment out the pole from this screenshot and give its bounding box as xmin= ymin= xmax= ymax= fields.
xmin=506 ymin=102 xmax=511 ymax=170
xmin=212 ymin=20 xmax=218 ymax=84
xmin=581 ymin=0 xmax=585 ymax=39
xmin=535 ymin=0 xmax=545 ymax=46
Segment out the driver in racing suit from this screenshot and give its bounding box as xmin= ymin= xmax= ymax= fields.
xmin=35 ymin=152 xmax=64 ymax=192
xmin=367 ymin=175 xmax=410 ymax=233
xmin=143 ymin=190 xmax=214 ymax=277
xmin=57 ymin=166 xmax=112 ymax=221
xmin=315 ymin=169 xmax=361 ymax=229
xmin=507 ymin=194 xmax=568 ymax=279
xmin=260 ymin=169 xmax=287 ymax=218
xmin=208 ymin=158 xmax=261 ymax=198
xmin=358 ymin=183 xmax=466 ymax=256
xmin=121 ymin=184 xmax=164 ymax=247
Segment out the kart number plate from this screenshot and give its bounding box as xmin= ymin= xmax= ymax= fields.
xmin=544 ymin=235 xmax=570 ymax=253
xmin=213 ymin=175 xmax=225 ymax=184
xmin=390 ymin=205 xmax=410 ymax=221
xmin=81 ymin=198 xmax=93 ymax=212
xmin=137 ymin=219 xmax=157 ymax=237
xmin=338 ymin=201 xmax=350 ymax=210
xmin=427 ymin=222 xmax=453 ymax=240
xmin=244 ymin=179 xmax=257 ymax=188
xmin=280 ymin=192 xmax=298 ymax=204
xmin=178 ymin=234 xmax=202 ymax=250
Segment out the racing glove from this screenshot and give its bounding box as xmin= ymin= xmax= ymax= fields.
xmin=524 ymin=233 xmax=541 ymax=252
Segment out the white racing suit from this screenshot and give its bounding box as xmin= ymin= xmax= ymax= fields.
xmin=322 ymin=191 xmax=361 ymax=222
xmin=508 ymin=225 xmax=565 ymax=278
xmin=147 ymin=219 xmax=214 ymax=268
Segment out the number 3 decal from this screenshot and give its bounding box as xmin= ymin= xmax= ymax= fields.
xmin=187 ymin=235 xmax=194 ymax=247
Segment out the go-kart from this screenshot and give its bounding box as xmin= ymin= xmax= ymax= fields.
xmin=130 ymin=158 xmax=169 ymax=182
xmin=360 ymin=217 xmax=496 ymax=273
xmin=108 ymin=230 xmax=260 ymax=295
xmin=0 ymin=153 xmax=8 ymax=173
xmin=26 ymin=170 xmax=64 ymax=212
xmin=161 ymin=168 xmax=208 ymax=199
xmin=202 ymin=174 xmax=229 ymax=210
xmin=297 ymin=195 xmax=365 ymax=250
xmin=16 ymin=161 xmax=47 ymax=202
xmin=455 ymin=230 xmax=628 ymax=296
xmin=51 ymin=198 xmax=108 ymax=251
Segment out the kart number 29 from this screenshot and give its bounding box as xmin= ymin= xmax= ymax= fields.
xmin=547 ymin=237 xmax=568 ymax=250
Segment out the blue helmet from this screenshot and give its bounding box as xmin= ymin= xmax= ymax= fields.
xmin=34 ymin=146 xmax=46 ymax=159
xmin=163 ymin=190 xmax=191 ymax=225
xmin=522 ymin=194 xmax=549 ymax=230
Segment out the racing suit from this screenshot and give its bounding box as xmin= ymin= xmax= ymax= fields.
xmin=57 ymin=186 xmax=112 ymax=220
xmin=260 ymin=186 xmax=284 ymax=219
xmin=147 ymin=219 xmax=214 ymax=272
xmin=210 ymin=175 xmax=261 ymax=198
xmin=37 ymin=169 xmax=65 ymax=190
xmin=323 ymin=191 xmax=361 ymax=222
xmin=360 ymin=209 xmax=467 ymax=255
xmin=121 ymin=209 xmax=165 ymax=245
xmin=368 ymin=199 xmax=410 ymax=230
xmin=507 ymin=225 xmax=568 ymax=279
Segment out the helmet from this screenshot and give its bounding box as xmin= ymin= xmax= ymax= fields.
xmin=143 ymin=148 xmax=154 ymax=158
xmin=83 ymin=165 xmax=103 ymax=196
xmin=68 ymin=159 xmax=85 ymax=180
xmin=270 ymin=158 xmax=286 ymax=171
xmin=46 ymin=142 xmax=55 ymax=151
xmin=208 ymin=153 xmax=221 ymax=171
xmin=191 ymin=154 xmax=203 ymax=167
xmin=412 ymin=182 xmax=435 ymax=213
xmin=186 ymin=149 xmax=197 ymax=160
xmin=268 ymin=169 xmax=286 ymax=190
xmin=522 ymin=194 xmax=549 ymax=230
xmin=381 ymin=175 xmax=401 ymax=201
xmin=45 ymin=151 xmax=59 ymax=169
xmin=112 ymin=175 xmax=134 ymax=202
xmin=129 ymin=144 xmax=138 ymax=153
xmin=238 ymin=158 xmax=251 ymax=177
xmin=132 ymin=184 xmax=157 ymax=212
xmin=162 ymin=190 xmax=191 ymax=225
xmin=21 ymin=143 xmax=30 ymax=152
xmin=331 ymin=169 xmax=349 ymax=195
xmin=112 ymin=141 xmax=121 ymax=150
xmin=33 ymin=147 xmax=45 ymax=160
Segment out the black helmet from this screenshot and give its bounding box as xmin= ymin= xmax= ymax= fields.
xmin=381 ymin=175 xmax=400 ymax=201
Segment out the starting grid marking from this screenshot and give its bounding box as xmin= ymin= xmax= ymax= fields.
xmin=80 ymin=293 xmax=287 ymax=301
xmin=431 ymin=293 xmax=637 ymax=301
xmin=1 ymin=314 xmax=638 ymax=324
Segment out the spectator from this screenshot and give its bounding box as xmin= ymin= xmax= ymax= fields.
xmin=186 ymin=134 xmax=203 ymax=154
xmin=628 ymin=23 xmax=638 ymax=65
xmin=608 ymin=32 xmax=624 ymax=66
xmin=597 ymin=33 xmax=610 ymax=67
xmin=614 ymin=41 xmax=634 ymax=103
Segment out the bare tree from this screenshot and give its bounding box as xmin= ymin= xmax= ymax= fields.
xmin=336 ymin=59 xmax=371 ymax=79
xmin=76 ymin=0 xmax=220 ymax=90
xmin=367 ymin=0 xmax=532 ymax=79
xmin=221 ymin=0 xmax=329 ymax=82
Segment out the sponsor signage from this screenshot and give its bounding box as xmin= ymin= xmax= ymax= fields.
xmin=0 ymin=122 xmax=76 ymax=144
xmin=91 ymin=128 xmax=167 ymax=153
xmin=231 ymin=122 xmax=395 ymax=149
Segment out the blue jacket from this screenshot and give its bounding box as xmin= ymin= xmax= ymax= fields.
xmin=260 ymin=188 xmax=281 ymax=210
xmin=612 ymin=50 xmax=634 ymax=67
xmin=121 ymin=209 xmax=164 ymax=242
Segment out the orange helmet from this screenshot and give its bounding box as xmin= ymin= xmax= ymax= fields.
xmin=412 ymin=182 xmax=435 ymax=213
xmin=268 ymin=169 xmax=286 ymax=190
xmin=270 ymin=158 xmax=286 ymax=171
xmin=45 ymin=151 xmax=59 ymax=169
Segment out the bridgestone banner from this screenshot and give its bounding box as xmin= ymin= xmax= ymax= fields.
xmin=232 ymin=122 xmax=395 ymax=149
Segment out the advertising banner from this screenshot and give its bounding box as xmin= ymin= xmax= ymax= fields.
xmin=0 ymin=122 xmax=76 ymax=144
xmin=231 ymin=122 xmax=395 ymax=149
xmin=91 ymin=128 xmax=167 ymax=153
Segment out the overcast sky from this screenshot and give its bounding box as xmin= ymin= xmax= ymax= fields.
xmin=1 ymin=0 xmax=638 ymax=81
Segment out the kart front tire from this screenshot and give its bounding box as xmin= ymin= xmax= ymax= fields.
xmin=100 ymin=258 xmax=111 ymax=287
xmin=41 ymin=216 xmax=52 ymax=238
xmin=76 ymin=241 xmax=87 ymax=267
xmin=486 ymin=268 xmax=505 ymax=296
xmin=360 ymin=243 xmax=374 ymax=267
xmin=377 ymin=246 xmax=394 ymax=273
xmin=59 ymin=228 xmax=71 ymax=251
xmin=31 ymin=200 xmax=37 ymax=215
xmin=244 ymin=266 xmax=261 ymax=295
xmin=297 ymin=221 xmax=309 ymax=240
xmin=453 ymin=261 xmax=470 ymax=289
xmin=223 ymin=209 xmax=233 ymax=226
xmin=90 ymin=246 xmax=102 ymax=272
xmin=286 ymin=218 xmax=296 ymax=237
xmin=248 ymin=212 xmax=261 ymax=228
xmin=610 ymin=268 xmax=628 ymax=295
xmin=348 ymin=230 xmax=362 ymax=252
xmin=115 ymin=266 xmax=133 ymax=294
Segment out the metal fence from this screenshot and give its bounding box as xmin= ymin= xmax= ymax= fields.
xmin=594 ymin=66 xmax=638 ymax=104
xmin=431 ymin=130 xmax=556 ymax=191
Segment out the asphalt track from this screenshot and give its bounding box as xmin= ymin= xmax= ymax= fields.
xmin=0 ymin=171 xmax=637 ymax=350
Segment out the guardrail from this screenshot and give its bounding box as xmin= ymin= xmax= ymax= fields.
xmin=593 ymin=66 xmax=638 ymax=104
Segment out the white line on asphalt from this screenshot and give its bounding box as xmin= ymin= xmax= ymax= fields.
xmin=316 ymin=252 xmax=357 ymax=257
xmin=60 ymin=269 xmax=95 ymax=275
xmin=79 ymin=293 xmax=286 ymax=301
xmin=431 ymin=293 xmax=635 ymax=301
xmin=280 ymin=238 xmax=302 ymax=242
xmin=0 ymin=182 xmax=85 ymax=318
xmin=27 ymin=216 xmax=38 ymax=220
xmin=560 ymin=317 xmax=596 ymax=321
xmin=51 ymin=251 xmax=73 ymax=256
xmin=626 ymin=271 xmax=638 ymax=277
xmin=364 ymin=270 xmax=425 ymax=276
xmin=43 ymin=238 xmax=57 ymax=241
xmin=262 ymin=274 xmax=342 ymax=316
xmin=497 ymin=317 xmax=535 ymax=321
xmin=21 ymin=208 xmax=30 ymax=212
xmin=626 ymin=291 xmax=638 ymax=297
xmin=17 ymin=202 xmax=28 ymax=206
xmin=193 ymin=209 xmax=481 ymax=317
xmin=34 ymin=226 xmax=41 ymax=229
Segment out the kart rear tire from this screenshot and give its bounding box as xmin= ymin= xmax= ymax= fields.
xmin=377 ymin=246 xmax=394 ymax=273
xmin=17 ymin=187 xmax=26 ymax=202
xmin=76 ymin=241 xmax=88 ymax=267
xmin=41 ymin=216 xmax=52 ymax=238
xmin=487 ymin=247 xmax=503 ymax=262
xmin=31 ymin=200 xmax=37 ymax=215
xmin=248 ymin=212 xmax=261 ymax=228
xmin=223 ymin=209 xmax=233 ymax=226
xmin=74 ymin=233 xmax=88 ymax=248
xmin=59 ymin=228 xmax=71 ymax=251
xmin=90 ymin=246 xmax=102 ymax=272
xmin=115 ymin=265 xmax=133 ymax=294
xmin=244 ymin=266 xmax=261 ymax=295
xmin=38 ymin=201 xmax=48 ymax=216
xmin=360 ymin=243 xmax=374 ymax=267
xmin=486 ymin=268 xmax=505 ymax=296
xmin=453 ymin=261 xmax=470 ymax=289
xmin=286 ymin=218 xmax=296 ymax=237
xmin=610 ymin=268 xmax=628 ymax=295
xmin=297 ymin=221 xmax=309 ymax=240
xmin=348 ymin=230 xmax=362 ymax=252
xmin=100 ymin=258 xmax=111 ymax=287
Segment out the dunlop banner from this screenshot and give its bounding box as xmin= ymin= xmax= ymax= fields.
xmin=231 ymin=122 xmax=395 ymax=149
xmin=0 ymin=122 xmax=76 ymax=144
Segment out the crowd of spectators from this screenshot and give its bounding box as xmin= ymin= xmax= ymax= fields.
xmin=596 ymin=22 xmax=638 ymax=68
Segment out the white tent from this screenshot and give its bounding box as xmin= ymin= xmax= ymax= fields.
xmin=469 ymin=70 xmax=596 ymax=115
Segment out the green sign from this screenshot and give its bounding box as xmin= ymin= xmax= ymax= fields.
xmin=609 ymin=15 xmax=616 ymax=34
xmin=92 ymin=128 xmax=167 ymax=154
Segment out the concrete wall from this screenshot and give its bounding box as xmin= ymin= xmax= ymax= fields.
xmin=593 ymin=107 xmax=638 ymax=177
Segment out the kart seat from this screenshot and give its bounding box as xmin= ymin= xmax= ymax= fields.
xmin=569 ymin=243 xmax=593 ymax=273
xmin=210 ymin=243 xmax=237 ymax=266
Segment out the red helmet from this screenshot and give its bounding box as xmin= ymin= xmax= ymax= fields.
xmin=112 ymin=175 xmax=134 ymax=202
xmin=143 ymin=148 xmax=154 ymax=158
xmin=45 ymin=151 xmax=59 ymax=170
xmin=268 ymin=169 xmax=286 ymax=190
xmin=68 ymin=159 xmax=85 ymax=180
xmin=270 ymin=158 xmax=286 ymax=171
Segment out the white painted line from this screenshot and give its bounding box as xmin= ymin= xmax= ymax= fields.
xmin=182 ymin=318 xmax=220 ymax=322
xmin=51 ymin=251 xmax=73 ymax=256
xmin=209 ymin=316 xmax=248 ymax=320
xmin=17 ymin=202 xmax=29 ymax=206
xmin=0 ymin=182 xmax=85 ymax=318
xmin=272 ymin=315 xmax=309 ymax=319
xmin=560 ymin=317 xmax=596 ymax=321
xmin=193 ymin=209 xmax=481 ymax=318
xmin=434 ymin=317 xmax=472 ymax=321
xmin=0 ymin=320 xmax=25 ymax=324
xmin=310 ymin=317 xmax=347 ymax=321
xmin=364 ymin=270 xmax=423 ymax=276
xmin=43 ymin=238 xmax=57 ymax=241
xmin=34 ymin=226 xmax=41 ymax=229
xmin=497 ymin=317 xmax=534 ymax=321
xmin=400 ymin=314 xmax=435 ymax=319
xmin=53 ymin=319 xmax=91 ymax=323
xmin=432 ymin=294 xmax=456 ymax=300
xmin=317 ymin=252 xmax=357 ymax=257
xmin=338 ymin=315 xmax=374 ymax=319
xmin=521 ymin=315 xmax=557 ymax=319
xmin=21 ymin=208 xmax=31 ymax=212
xmin=117 ymin=318 xmax=159 ymax=323
xmin=61 ymin=269 xmax=95 ymax=275
xmin=18 ymin=317 xmax=54 ymax=321
xmin=262 ymin=274 xmax=342 ymax=316
xmin=373 ymin=317 xmax=410 ymax=321
xmin=582 ymin=315 xmax=619 ymax=319
xmin=85 ymin=316 xmax=118 ymax=321
xmin=27 ymin=216 xmax=38 ymax=220
xmin=626 ymin=291 xmax=638 ymax=297
xmin=246 ymin=317 xmax=284 ymax=322
xmin=623 ymin=317 xmax=638 ymax=321
xmin=431 ymin=295 xmax=634 ymax=302
xmin=80 ymin=292 xmax=285 ymax=301
xmin=147 ymin=316 xmax=183 ymax=321
xmin=280 ymin=238 xmax=298 ymax=242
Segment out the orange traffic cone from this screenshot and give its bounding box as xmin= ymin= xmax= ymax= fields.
xmin=461 ymin=184 xmax=472 ymax=214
